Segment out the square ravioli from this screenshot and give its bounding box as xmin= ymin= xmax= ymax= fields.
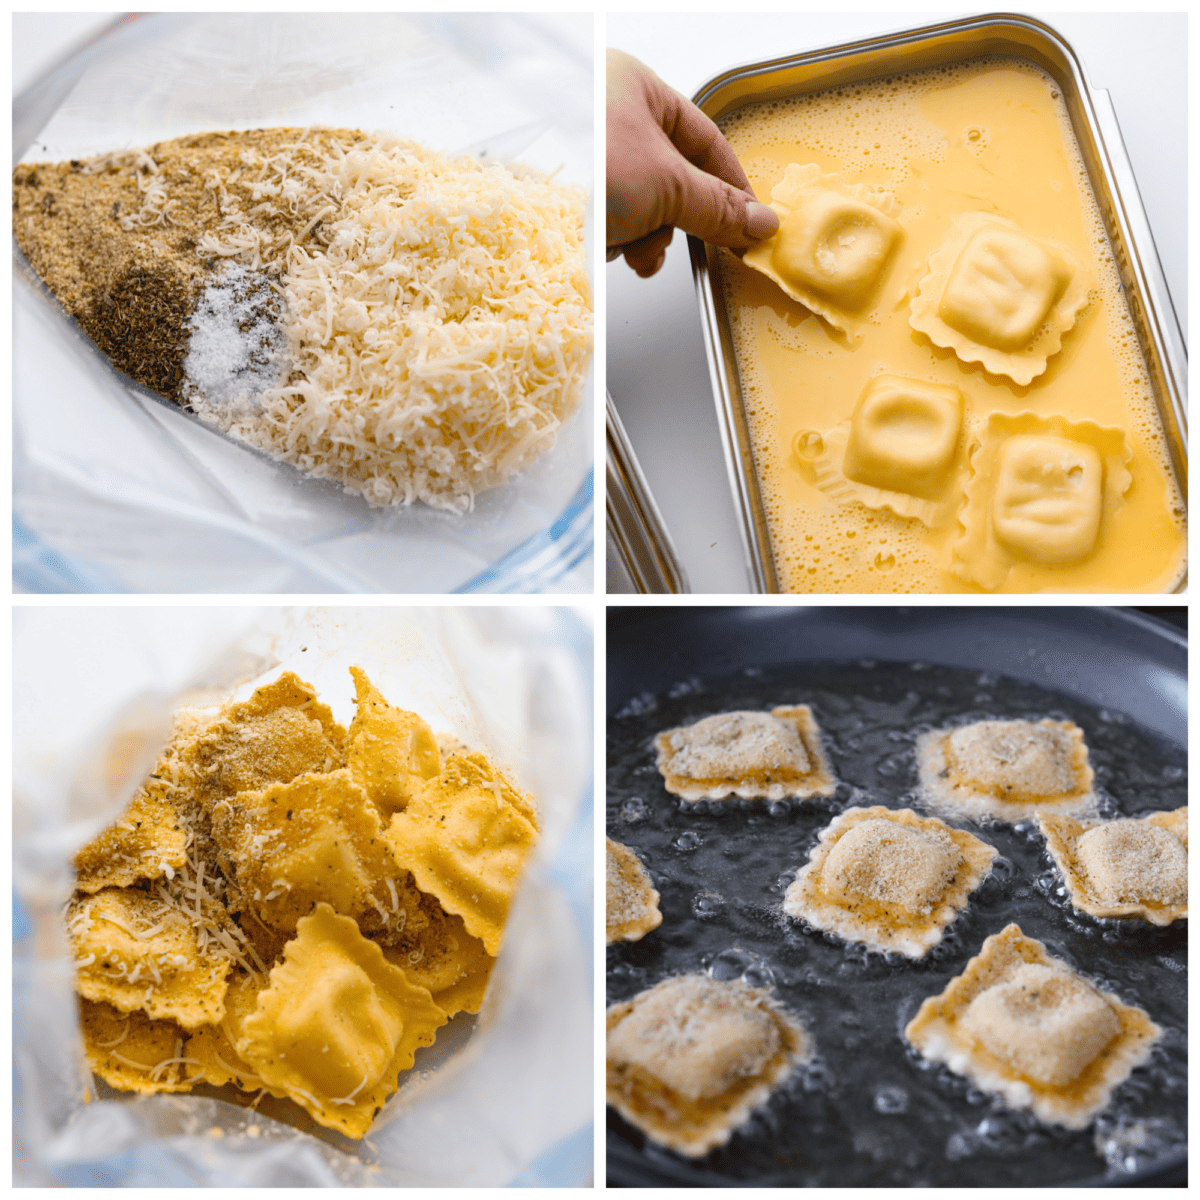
xmin=346 ymin=664 xmax=441 ymax=817
xmin=379 ymin=908 xmax=494 ymax=1019
xmin=952 ymin=412 xmax=1133 ymax=590
xmin=783 ymin=806 xmax=997 ymax=958
xmin=73 ymin=777 xmax=188 ymax=896
xmin=940 ymin=225 xmax=1071 ymax=352
xmin=798 ymin=374 xmax=965 ymax=528
xmin=742 ymin=163 xmax=901 ymax=336
xmin=209 ymin=766 xmax=414 ymax=936
xmin=182 ymin=672 xmax=348 ymax=811
xmin=917 ymin=717 xmax=1095 ymax=823
xmin=67 ymin=887 xmax=232 ymax=1029
xmin=908 ymin=212 xmax=1090 ymax=385
xmin=904 ymin=923 xmax=1161 ymax=1130
xmin=606 ymin=838 xmax=662 ymax=945
xmin=606 ymin=973 xmax=810 ymax=1158
xmin=655 ymin=706 xmax=835 ymax=802
xmin=236 ymin=903 xmax=447 ymax=1138
xmin=80 ymin=999 xmax=198 ymax=1094
xmin=384 ymin=753 xmax=540 ymax=955
xmin=1038 ymin=808 xmax=1187 ymax=926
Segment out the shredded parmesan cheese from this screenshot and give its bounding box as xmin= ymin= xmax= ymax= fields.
xmin=188 ymin=133 xmax=591 ymax=511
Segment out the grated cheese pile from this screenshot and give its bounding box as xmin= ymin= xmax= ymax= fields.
xmin=186 ymin=133 xmax=592 ymax=510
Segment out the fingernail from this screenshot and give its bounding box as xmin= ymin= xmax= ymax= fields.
xmin=745 ymin=201 xmax=779 ymax=240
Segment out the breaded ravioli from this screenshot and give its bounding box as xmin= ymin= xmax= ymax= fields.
xmin=606 ymin=838 xmax=662 ymax=945
xmin=917 ymin=718 xmax=1095 ymax=823
xmin=607 ymin=973 xmax=811 ymax=1157
xmin=1038 ymin=808 xmax=1187 ymax=925
xmin=655 ymin=706 xmax=835 ymax=802
xmin=784 ymin=806 xmax=997 ymax=958
xmin=905 ymin=923 xmax=1160 ymax=1129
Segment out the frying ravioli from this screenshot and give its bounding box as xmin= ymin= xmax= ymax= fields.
xmin=1038 ymin=808 xmax=1188 ymax=926
xmin=908 ymin=212 xmax=1090 ymax=385
xmin=347 ymin=665 xmax=441 ymax=817
xmin=783 ymin=806 xmax=997 ymax=958
xmin=80 ymin=998 xmax=198 ymax=1094
xmin=952 ymin=412 xmax=1132 ymax=590
xmin=904 ymin=923 xmax=1161 ymax=1130
xmin=68 ymin=887 xmax=231 ymax=1029
xmin=655 ymin=707 xmax=835 ymax=802
xmin=743 ymin=163 xmax=901 ymax=337
xmin=606 ymin=838 xmax=662 ymax=945
xmin=606 ymin=973 xmax=810 ymax=1158
xmin=236 ymin=903 xmax=447 ymax=1138
xmin=384 ymin=754 xmax=539 ymax=955
xmin=917 ymin=717 xmax=1095 ymax=823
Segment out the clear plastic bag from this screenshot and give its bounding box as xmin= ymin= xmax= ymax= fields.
xmin=13 ymin=606 xmax=593 ymax=1185
xmin=13 ymin=13 xmax=593 ymax=594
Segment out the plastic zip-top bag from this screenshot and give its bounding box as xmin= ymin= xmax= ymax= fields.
xmin=13 ymin=606 xmax=593 ymax=1185
xmin=14 ymin=14 xmax=593 ymax=594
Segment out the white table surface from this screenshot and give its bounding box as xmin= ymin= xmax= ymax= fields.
xmin=605 ymin=12 xmax=1186 ymax=594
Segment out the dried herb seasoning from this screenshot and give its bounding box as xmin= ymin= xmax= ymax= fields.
xmin=12 ymin=128 xmax=354 ymax=403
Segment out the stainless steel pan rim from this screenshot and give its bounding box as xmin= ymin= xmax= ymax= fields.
xmin=687 ymin=13 xmax=1187 ymax=594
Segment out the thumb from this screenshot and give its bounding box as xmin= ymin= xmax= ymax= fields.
xmin=663 ymin=156 xmax=779 ymax=248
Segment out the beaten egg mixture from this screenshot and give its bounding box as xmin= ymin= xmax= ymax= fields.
xmin=718 ymin=58 xmax=1185 ymax=593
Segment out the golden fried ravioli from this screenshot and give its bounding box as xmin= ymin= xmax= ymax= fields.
xmin=607 ymin=973 xmax=810 ymax=1158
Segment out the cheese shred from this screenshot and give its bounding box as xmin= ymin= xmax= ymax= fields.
xmin=188 ymin=132 xmax=592 ymax=511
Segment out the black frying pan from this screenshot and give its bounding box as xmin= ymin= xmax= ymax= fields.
xmin=607 ymin=606 xmax=1186 ymax=1187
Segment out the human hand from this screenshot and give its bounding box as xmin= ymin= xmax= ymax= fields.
xmin=607 ymin=48 xmax=778 ymax=278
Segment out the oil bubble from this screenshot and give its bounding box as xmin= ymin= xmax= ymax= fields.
xmin=712 ymin=947 xmax=755 ymax=979
xmin=874 ymin=1085 xmax=910 ymax=1115
xmin=619 ymin=796 xmax=649 ymax=823
xmin=989 ymin=856 xmax=1016 ymax=883
xmin=674 ymin=829 xmax=702 ymax=851
xmin=743 ymin=962 xmax=776 ymax=988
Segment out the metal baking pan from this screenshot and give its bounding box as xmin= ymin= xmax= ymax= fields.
xmin=606 ymin=605 xmax=1187 ymax=1186
xmin=607 ymin=392 xmax=690 ymax=593
xmin=687 ymin=13 xmax=1187 ymax=594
